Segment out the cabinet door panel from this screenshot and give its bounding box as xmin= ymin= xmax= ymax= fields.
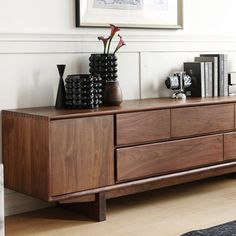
xmin=116 ymin=109 xmax=170 ymax=146
xmin=50 ymin=116 xmax=114 ymax=196
xmin=171 ymin=104 xmax=234 ymax=138
xmin=116 ymin=135 xmax=223 ymax=182
xmin=224 ymin=132 xmax=236 ymax=161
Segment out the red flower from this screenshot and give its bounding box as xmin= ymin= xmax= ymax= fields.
xmin=109 ymin=24 xmax=120 ymax=38
xmin=107 ymin=24 xmax=120 ymax=53
xmin=97 ymin=24 xmax=125 ymax=54
xmin=98 ymin=36 xmax=110 ymax=54
xmin=114 ymin=34 xmax=126 ymax=54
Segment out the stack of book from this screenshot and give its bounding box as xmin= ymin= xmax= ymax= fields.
xmin=184 ymin=54 xmax=228 ymax=97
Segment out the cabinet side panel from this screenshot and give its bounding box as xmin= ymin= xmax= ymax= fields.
xmin=50 ymin=115 xmax=114 ymax=196
xmin=2 ymin=112 xmax=50 ymax=201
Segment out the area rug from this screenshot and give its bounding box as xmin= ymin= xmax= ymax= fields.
xmin=182 ymin=221 xmax=236 ymax=236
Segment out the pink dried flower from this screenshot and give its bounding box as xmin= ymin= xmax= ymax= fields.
xmin=114 ymin=34 xmax=126 ymax=54
xmin=98 ymin=36 xmax=110 ymax=54
xmin=97 ymin=24 xmax=125 ymax=54
xmin=109 ymin=24 xmax=120 ymax=38
xmin=107 ymin=24 xmax=120 ymax=54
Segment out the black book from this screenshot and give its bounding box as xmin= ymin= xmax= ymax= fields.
xmin=184 ymin=62 xmax=205 ymax=97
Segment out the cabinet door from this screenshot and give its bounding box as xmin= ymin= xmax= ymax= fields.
xmin=116 ymin=109 xmax=170 ymax=146
xmin=50 ymin=116 xmax=114 ymax=196
xmin=171 ymin=104 xmax=234 ymax=138
xmin=116 ymin=134 xmax=223 ymax=182
xmin=224 ymin=132 xmax=236 ymax=161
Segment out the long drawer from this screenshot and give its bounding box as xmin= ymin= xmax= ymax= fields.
xmin=116 ymin=134 xmax=223 ymax=182
xmin=116 ymin=109 xmax=170 ymax=146
xmin=171 ymin=104 xmax=234 ymax=138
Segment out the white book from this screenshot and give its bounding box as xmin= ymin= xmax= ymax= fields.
xmin=195 ymin=57 xmax=218 ymax=97
xmin=208 ymin=62 xmax=213 ymax=97
xmin=223 ymin=55 xmax=229 ymax=96
xmin=201 ymin=62 xmax=206 ymax=98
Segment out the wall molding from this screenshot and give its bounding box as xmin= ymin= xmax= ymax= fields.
xmin=1 ymin=32 xmax=236 ymax=43
xmin=2 ymin=33 xmax=236 ymax=54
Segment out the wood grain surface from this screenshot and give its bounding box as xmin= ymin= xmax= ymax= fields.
xmin=116 ymin=135 xmax=223 ymax=182
xmin=171 ymin=104 xmax=234 ymax=138
xmin=116 ymin=110 xmax=170 ymax=146
xmin=2 ymin=111 xmax=50 ymax=200
xmin=0 ymin=164 xmax=5 ymax=236
xmin=50 ymin=115 xmax=114 ymax=196
xmin=4 ymin=97 xmax=236 ymax=120
xmin=50 ymin=161 xmax=236 ymax=202
xmin=224 ymin=132 xmax=236 ymax=161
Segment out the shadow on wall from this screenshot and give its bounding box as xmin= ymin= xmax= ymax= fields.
xmin=16 ymin=69 xmax=54 ymax=108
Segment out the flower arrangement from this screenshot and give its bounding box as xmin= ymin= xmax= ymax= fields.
xmin=98 ymin=24 xmax=126 ymax=54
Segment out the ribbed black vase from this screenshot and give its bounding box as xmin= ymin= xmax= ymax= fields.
xmin=89 ymin=54 xmax=118 ymax=87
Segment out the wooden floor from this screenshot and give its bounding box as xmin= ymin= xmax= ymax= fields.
xmin=5 ymin=176 xmax=236 ymax=236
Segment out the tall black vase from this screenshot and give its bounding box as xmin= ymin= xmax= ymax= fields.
xmin=55 ymin=64 xmax=66 ymax=109
xmin=89 ymin=54 xmax=118 ymax=87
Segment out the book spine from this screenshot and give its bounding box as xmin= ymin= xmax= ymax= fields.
xmin=208 ymin=62 xmax=213 ymax=97
xmin=219 ymin=55 xmax=224 ymax=96
xmin=201 ymin=63 xmax=205 ymax=98
xmin=205 ymin=62 xmax=209 ymax=97
xmin=223 ymin=54 xmax=229 ymax=96
xmin=214 ymin=57 xmax=218 ymax=97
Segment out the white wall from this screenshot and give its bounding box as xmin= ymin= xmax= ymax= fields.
xmin=1 ymin=0 xmax=236 ymax=216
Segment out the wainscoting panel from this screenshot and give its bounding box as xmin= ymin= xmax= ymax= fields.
xmin=141 ymin=51 xmax=236 ymax=99
xmin=140 ymin=52 xmax=198 ymax=98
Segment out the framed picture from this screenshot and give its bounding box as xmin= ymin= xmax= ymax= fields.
xmin=76 ymin=0 xmax=183 ymax=29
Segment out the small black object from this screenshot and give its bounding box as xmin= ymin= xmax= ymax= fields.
xmin=55 ymin=64 xmax=66 ymax=109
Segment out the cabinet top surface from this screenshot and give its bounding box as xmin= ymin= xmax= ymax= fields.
xmin=3 ymin=97 xmax=236 ymax=120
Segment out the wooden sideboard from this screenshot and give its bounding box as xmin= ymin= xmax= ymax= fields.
xmin=0 ymin=165 xmax=4 ymax=235
xmin=3 ymin=97 xmax=236 ymax=221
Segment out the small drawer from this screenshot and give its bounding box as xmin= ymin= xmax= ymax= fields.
xmin=224 ymin=132 xmax=236 ymax=161
xmin=171 ymin=104 xmax=234 ymax=138
xmin=116 ymin=134 xmax=223 ymax=182
xmin=116 ymin=109 xmax=170 ymax=146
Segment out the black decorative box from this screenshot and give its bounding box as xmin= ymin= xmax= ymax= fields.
xmin=65 ymin=74 xmax=102 ymax=109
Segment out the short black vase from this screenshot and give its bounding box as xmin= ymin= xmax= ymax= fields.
xmin=65 ymin=74 xmax=103 ymax=109
xmin=89 ymin=54 xmax=118 ymax=88
xmin=55 ymin=64 xmax=66 ymax=109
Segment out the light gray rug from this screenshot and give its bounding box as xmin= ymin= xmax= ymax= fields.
xmin=182 ymin=221 xmax=236 ymax=236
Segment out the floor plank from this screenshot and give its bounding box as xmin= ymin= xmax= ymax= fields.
xmin=6 ymin=176 xmax=236 ymax=236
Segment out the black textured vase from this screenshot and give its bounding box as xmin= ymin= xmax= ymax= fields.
xmin=65 ymin=74 xmax=102 ymax=109
xmin=89 ymin=54 xmax=118 ymax=87
xmin=55 ymin=64 xmax=66 ymax=109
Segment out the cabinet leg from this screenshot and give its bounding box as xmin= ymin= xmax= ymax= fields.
xmin=59 ymin=192 xmax=106 ymax=222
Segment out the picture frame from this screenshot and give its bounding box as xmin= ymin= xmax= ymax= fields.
xmin=76 ymin=0 xmax=183 ymax=29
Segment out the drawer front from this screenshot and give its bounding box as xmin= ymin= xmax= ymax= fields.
xmin=116 ymin=134 xmax=223 ymax=182
xmin=224 ymin=132 xmax=236 ymax=161
xmin=116 ymin=109 xmax=170 ymax=146
xmin=50 ymin=116 xmax=114 ymax=196
xmin=171 ymin=104 xmax=234 ymax=138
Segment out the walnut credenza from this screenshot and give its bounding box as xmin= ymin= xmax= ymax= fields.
xmin=3 ymin=97 xmax=236 ymax=221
